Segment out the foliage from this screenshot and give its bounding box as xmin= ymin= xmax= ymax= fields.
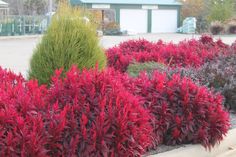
xmin=156 ymin=43 xmax=236 ymax=111
xmin=131 ymin=72 xmax=230 ymax=148
xmin=106 ymin=39 xmax=161 ymax=72
xmin=179 ymin=0 xmax=235 ymax=32
xmin=5 ymin=0 xmax=59 ymax=15
xmin=180 ymin=0 xmax=208 ymax=19
xmin=0 ymin=63 xmax=231 ymax=155
xmin=106 ymin=36 xmax=230 ymax=72
xmin=118 ymin=39 xmax=158 ymax=53
xmin=208 ymin=0 xmax=235 ymax=22
xmin=197 ymin=16 xmax=210 ymax=33
xmin=226 ymin=21 xmax=236 ymax=34
xmin=178 ymin=0 xmax=209 ymax=33
xmin=0 ymin=67 xmax=49 ymax=156
xmin=0 ymin=66 xmax=153 ymax=156
xmin=47 ymin=66 xmax=154 ymax=156
xmin=196 ymin=54 xmax=236 ymax=111
xmin=179 ymin=0 xmax=210 ymax=33
xmin=124 ymin=43 xmax=236 ymax=112
xmin=28 ymin=3 xmax=107 ymax=85
xmin=23 ymin=0 xmax=47 ymax=15
xmin=4 ymin=0 xmax=24 ymax=15
xmin=130 ymin=43 xmax=236 ymax=111
xmin=104 ymin=22 xmax=120 ymax=30
xmin=88 ymin=10 xmax=103 ymax=28
xmin=127 ymin=62 xmax=167 ymax=77
xmin=210 ymin=21 xmax=224 ymax=35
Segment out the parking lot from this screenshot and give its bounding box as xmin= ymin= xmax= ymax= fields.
xmin=0 ymin=33 xmax=235 ymax=77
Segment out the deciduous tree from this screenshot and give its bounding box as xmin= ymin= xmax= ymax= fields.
xmin=208 ymin=0 xmax=235 ymax=22
xmin=23 ymin=0 xmax=47 ymax=15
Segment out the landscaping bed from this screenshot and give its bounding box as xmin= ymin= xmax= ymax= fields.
xmin=1 ymin=34 xmax=236 ymax=156
xmin=105 ymin=35 xmax=236 ymax=156
xmin=0 ymin=4 xmax=236 ymax=156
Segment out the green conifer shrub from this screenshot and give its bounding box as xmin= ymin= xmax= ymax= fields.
xmin=28 ymin=4 xmax=107 ymax=85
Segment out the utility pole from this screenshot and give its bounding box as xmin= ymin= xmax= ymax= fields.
xmin=48 ymin=0 xmax=53 ymax=21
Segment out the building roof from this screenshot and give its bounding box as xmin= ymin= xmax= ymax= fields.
xmin=0 ymin=0 xmax=8 ymax=7
xmin=72 ymin=0 xmax=181 ymax=5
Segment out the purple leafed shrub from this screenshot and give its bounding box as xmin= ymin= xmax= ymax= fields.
xmin=196 ymin=54 xmax=236 ymax=111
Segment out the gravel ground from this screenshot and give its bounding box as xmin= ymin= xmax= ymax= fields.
xmin=144 ymin=145 xmax=184 ymax=156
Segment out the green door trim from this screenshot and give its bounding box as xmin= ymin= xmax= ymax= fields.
xmin=72 ymin=3 xmax=182 ymax=33
xmin=147 ymin=10 xmax=152 ymax=33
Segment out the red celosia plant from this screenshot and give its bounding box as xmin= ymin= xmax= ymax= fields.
xmin=131 ymin=72 xmax=230 ymax=149
xmin=0 ymin=67 xmax=49 ymax=156
xmin=0 ymin=66 xmax=154 ymax=157
xmin=0 ymin=65 xmax=231 ymax=156
xmin=118 ymin=39 xmax=161 ymax=53
xmin=47 ymin=66 xmax=154 ymax=156
xmin=106 ymin=36 xmax=232 ymax=72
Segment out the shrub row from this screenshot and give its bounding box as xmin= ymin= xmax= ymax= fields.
xmin=127 ymin=53 xmax=236 ymax=111
xmin=106 ymin=35 xmax=234 ymax=72
xmin=210 ymin=20 xmax=236 ymax=35
xmin=0 ymin=67 xmax=153 ymax=156
xmin=210 ymin=21 xmax=224 ymax=35
xmin=131 ymin=72 xmax=229 ymax=148
xmin=109 ymin=36 xmax=236 ymax=112
xmin=0 ymin=66 xmax=230 ymax=156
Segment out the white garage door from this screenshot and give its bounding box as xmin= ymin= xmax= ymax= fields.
xmin=152 ymin=10 xmax=177 ymax=33
xmin=120 ymin=9 xmax=147 ymax=33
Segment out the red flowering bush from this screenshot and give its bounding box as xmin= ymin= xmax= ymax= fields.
xmin=118 ymin=39 xmax=161 ymax=53
xmin=0 ymin=66 xmax=154 ymax=156
xmin=131 ymin=72 xmax=230 ymax=148
xmin=47 ymin=66 xmax=154 ymax=156
xmin=106 ymin=36 xmax=232 ymax=72
xmin=0 ymin=67 xmax=49 ymax=156
xmin=0 ymin=63 xmax=231 ymax=155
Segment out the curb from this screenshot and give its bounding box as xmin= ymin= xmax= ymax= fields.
xmin=148 ymin=128 xmax=236 ymax=157
xmin=217 ymin=149 xmax=236 ymax=157
xmin=0 ymin=35 xmax=42 ymax=40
